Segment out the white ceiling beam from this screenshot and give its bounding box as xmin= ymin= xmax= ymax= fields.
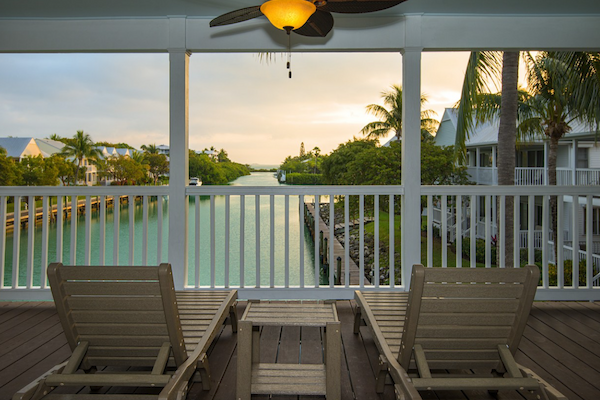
xmin=1 ymin=14 xmax=599 ymax=53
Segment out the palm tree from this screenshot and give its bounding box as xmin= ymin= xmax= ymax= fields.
xmin=456 ymin=51 xmax=600 ymax=263
xmin=455 ymin=51 xmax=518 ymax=267
xmin=141 ymin=143 xmax=159 ymax=154
xmin=360 ymin=84 xmax=437 ymax=143
xmin=60 ymin=130 xmax=101 ymax=185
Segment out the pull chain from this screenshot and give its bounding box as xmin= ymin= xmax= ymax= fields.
xmin=287 ymin=31 xmax=292 ymax=79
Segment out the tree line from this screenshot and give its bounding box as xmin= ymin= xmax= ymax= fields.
xmin=0 ymin=131 xmax=249 ymax=186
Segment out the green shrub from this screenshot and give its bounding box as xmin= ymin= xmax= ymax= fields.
xmin=461 ymin=237 xmax=497 ymax=265
xmin=286 ymin=173 xmax=323 ymax=185
xmin=544 ymin=259 xmax=588 ymax=287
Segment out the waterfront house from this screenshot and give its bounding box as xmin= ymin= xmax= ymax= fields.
xmin=1 ymin=1 xmax=599 ymax=398
xmin=432 ymin=109 xmax=600 ymax=262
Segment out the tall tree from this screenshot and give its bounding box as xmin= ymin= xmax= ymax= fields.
xmin=360 ymin=84 xmax=437 ymax=142
xmin=141 ymin=143 xmax=159 ymax=154
xmin=60 ymin=130 xmax=101 ymax=185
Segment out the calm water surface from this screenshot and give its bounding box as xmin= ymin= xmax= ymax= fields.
xmin=3 ymin=173 xmax=317 ymax=287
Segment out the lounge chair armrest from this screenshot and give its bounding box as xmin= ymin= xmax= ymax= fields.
xmin=387 ymin=357 xmax=422 ymax=400
xmin=12 ymin=361 xmax=67 ymax=400
xmin=158 ymin=352 xmax=205 ymax=400
xmin=518 ymin=364 xmax=568 ymax=400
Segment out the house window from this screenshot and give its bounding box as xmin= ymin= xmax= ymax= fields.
xmin=584 ymin=207 xmax=600 ymax=235
xmin=577 ymin=148 xmax=588 ymax=169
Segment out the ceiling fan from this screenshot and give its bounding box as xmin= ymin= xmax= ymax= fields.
xmin=209 ymin=0 xmax=407 ymax=37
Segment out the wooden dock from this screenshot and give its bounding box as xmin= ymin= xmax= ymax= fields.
xmin=304 ymin=202 xmax=362 ymax=286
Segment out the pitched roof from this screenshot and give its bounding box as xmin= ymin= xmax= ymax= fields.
xmin=35 ymin=138 xmax=65 ymax=157
xmin=434 ymin=108 xmax=599 ymax=148
xmin=0 ymin=137 xmax=41 ymax=159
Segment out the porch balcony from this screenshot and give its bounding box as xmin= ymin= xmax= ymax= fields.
xmin=2 ymin=184 xmax=599 ymax=302
xmin=466 ymin=167 xmax=600 ymax=186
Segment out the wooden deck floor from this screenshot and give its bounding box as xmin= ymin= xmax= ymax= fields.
xmin=0 ymin=300 xmax=599 ymax=400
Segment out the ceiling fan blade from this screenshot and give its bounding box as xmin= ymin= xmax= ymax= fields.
xmin=319 ymin=0 xmax=405 ymax=14
xmin=293 ymin=10 xmax=334 ymax=37
xmin=209 ymin=6 xmax=263 ymax=27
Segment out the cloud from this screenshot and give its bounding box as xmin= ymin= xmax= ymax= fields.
xmin=0 ymin=51 xmax=471 ymax=165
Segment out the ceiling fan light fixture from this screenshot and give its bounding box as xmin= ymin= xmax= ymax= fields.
xmin=260 ymin=0 xmax=316 ymax=31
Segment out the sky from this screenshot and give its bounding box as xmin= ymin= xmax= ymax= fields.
xmin=0 ymin=51 xmax=473 ymax=166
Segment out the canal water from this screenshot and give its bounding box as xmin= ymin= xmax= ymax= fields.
xmin=3 ymin=172 xmax=317 ymax=288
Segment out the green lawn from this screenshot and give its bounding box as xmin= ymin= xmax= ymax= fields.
xmin=362 ymin=210 xmax=485 ymax=268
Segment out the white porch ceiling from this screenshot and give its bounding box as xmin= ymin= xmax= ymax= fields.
xmin=2 ymin=0 xmax=600 ymax=19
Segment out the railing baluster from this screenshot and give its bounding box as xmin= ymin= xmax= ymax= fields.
xmin=541 ymin=195 xmax=549 ymax=288
xmin=485 ymin=195 xmax=491 ymax=268
xmin=12 ymin=196 xmax=21 ymax=288
xmin=298 ymin=194 xmax=304 ymax=288
xmin=344 ymin=195 xmax=350 ymax=287
xmin=113 ymin=195 xmax=120 ymax=265
xmin=557 ymin=196 xmax=564 ymax=289
xmin=470 ymin=195 xmax=476 ymax=268
xmin=427 ymin=195 xmax=433 ymax=268
xmin=128 ymin=195 xmax=135 ymax=266
xmin=70 ymin=195 xmax=77 ymax=264
xmin=99 ymin=196 xmax=106 ymax=266
xmin=157 ymin=195 xmax=163 ymax=264
xmin=256 ymin=195 xmax=261 ymax=288
xmin=142 ymin=195 xmax=148 ymax=265
xmin=195 ymin=195 xmax=200 ymax=288
xmin=211 ymin=195 xmax=216 ymax=288
xmin=314 ymin=195 xmax=319 ymax=288
xmin=374 ymin=195 xmax=379 ymax=286
xmin=441 ymin=195 xmax=447 ymax=268
xmin=57 ymin=196 xmax=63 ymax=264
xmin=26 ymin=195 xmax=35 ymax=288
xmin=572 ymin=192 xmax=579 ymax=289
xmin=359 ymin=194 xmax=364 ymax=288
xmin=586 ymin=195 xmax=593 ymax=289
xmin=84 ymin=196 xmax=91 ymax=266
xmin=498 ymin=195 xmax=505 ymax=268
xmin=513 ymin=195 xmax=520 ymax=268
xmin=329 ymin=194 xmax=335 ymax=288
xmin=456 ymin=195 xmax=462 ymax=268
xmin=0 ymin=196 xmax=7 ymax=289
xmin=270 ymin=195 xmax=275 ymax=288
xmin=528 ymin=195 xmax=535 ymax=265
xmin=240 ymin=195 xmax=245 ymax=288
xmin=284 ymin=195 xmax=289 ymax=288
xmin=225 ymin=195 xmax=230 ymax=288
xmin=389 ymin=194 xmax=395 ymax=287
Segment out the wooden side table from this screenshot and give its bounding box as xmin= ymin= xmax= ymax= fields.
xmin=236 ymin=301 xmax=341 ymax=400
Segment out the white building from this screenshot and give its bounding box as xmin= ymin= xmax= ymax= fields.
xmin=434 ymin=108 xmax=600 ymax=254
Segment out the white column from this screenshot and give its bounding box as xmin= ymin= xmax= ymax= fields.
xmin=572 ymin=140 xmax=578 ymax=185
xmin=544 ymin=141 xmax=549 ymax=185
xmin=401 ymin=46 xmax=422 ymax=289
xmin=168 ymin=49 xmax=190 ymax=290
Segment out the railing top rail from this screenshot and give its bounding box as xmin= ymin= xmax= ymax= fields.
xmin=186 ymin=185 xmax=405 ymax=196
xmin=0 ymin=186 xmax=170 ymax=196
xmin=421 ymin=185 xmax=599 ymax=196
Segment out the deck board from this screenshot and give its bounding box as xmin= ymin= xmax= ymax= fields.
xmin=1 ymin=300 xmax=599 ymax=400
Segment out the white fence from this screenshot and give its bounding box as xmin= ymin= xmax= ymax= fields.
xmin=1 ymin=185 xmax=599 ymax=301
xmin=469 ymin=167 xmax=600 ymax=186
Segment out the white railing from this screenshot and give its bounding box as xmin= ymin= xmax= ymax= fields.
xmin=0 ymin=186 xmax=169 ymax=300
xmin=466 ymin=167 xmax=497 ymax=185
xmin=423 ymin=186 xmax=599 ymax=301
xmin=576 ymin=168 xmax=600 ymax=185
xmin=185 ymin=185 xmax=404 ymax=298
xmin=515 ymin=167 xmax=545 ymax=185
xmin=1 ymin=185 xmax=599 ymax=301
xmin=469 ymin=167 xmax=600 ymax=186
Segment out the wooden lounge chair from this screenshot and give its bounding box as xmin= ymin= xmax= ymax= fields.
xmin=355 ymin=264 xmax=566 ymax=400
xmin=14 ymin=263 xmax=237 ymax=400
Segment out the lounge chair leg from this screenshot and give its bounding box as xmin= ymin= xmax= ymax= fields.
xmin=198 ymin=353 xmax=212 ymax=391
xmin=353 ymin=306 xmax=362 ymax=334
xmin=229 ymin=304 xmax=238 ymax=333
xmin=376 ymin=355 xmax=389 ymax=394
